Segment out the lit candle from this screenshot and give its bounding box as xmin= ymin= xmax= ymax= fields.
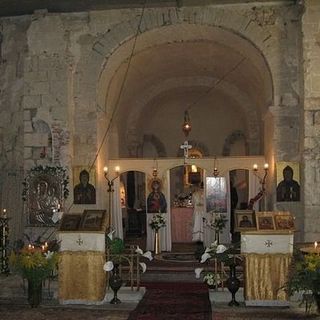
xmin=41 ymin=245 xmax=45 ymax=251
xmin=315 ymin=241 xmax=318 ymax=249
xmin=2 ymin=208 xmax=7 ymax=218
xmin=115 ymin=166 xmax=120 ymax=174
xmin=103 ymin=166 xmax=108 ymax=174
xmin=253 ymin=164 xmax=258 ymax=171
xmin=45 ymin=242 xmax=48 ymax=248
xmin=264 ymin=163 xmax=269 ymax=170
xmin=28 ymin=244 xmax=32 ymax=250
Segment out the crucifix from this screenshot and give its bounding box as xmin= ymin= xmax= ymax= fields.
xmin=180 ymin=140 xmax=192 ymax=162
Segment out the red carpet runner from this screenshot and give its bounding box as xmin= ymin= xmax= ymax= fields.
xmin=128 ymin=282 xmax=212 ymax=320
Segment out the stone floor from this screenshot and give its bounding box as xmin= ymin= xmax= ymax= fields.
xmin=1 ymin=274 xmax=320 ymax=320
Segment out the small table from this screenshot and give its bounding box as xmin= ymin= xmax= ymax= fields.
xmin=171 ymin=207 xmax=193 ymax=243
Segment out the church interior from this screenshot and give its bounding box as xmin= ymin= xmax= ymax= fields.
xmin=1 ymin=0 xmax=320 ymax=318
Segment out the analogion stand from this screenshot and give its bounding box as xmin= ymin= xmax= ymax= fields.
xmin=241 ymin=230 xmax=294 ymax=306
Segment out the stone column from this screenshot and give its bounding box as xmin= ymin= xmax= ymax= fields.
xmin=302 ymin=0 xmax=320 ymax=242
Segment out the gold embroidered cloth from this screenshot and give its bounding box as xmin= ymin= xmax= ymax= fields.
xmin=59 ymin=251 xmax=106 ymax=301
xmin=244 ymin=253 xmax=291 ymax=301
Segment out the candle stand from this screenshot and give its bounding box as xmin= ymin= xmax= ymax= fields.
xmin=0 ymin=216 xmax=10 ymax=274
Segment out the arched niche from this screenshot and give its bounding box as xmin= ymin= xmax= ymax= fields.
xmin=119 ymin=170 xmax=146 ymax=240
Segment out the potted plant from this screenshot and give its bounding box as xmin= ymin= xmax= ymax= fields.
xmin=195 ymin=241 xmax=242 ymax=306
xmin=103 ymin=231 xmax=153 ymax=304
xmin=285 ymin=250 xmax=320 ymax=314
xmin=9 ymin=244 xmax=58 ymax=307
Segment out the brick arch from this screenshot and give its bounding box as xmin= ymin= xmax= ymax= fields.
xmin=222 ymin=130 xmax=249 ymax=156
xmin=142 ymin=134 xmax=167 ymax=158
xmin=78 ymin=8 xmax=276 ymax=112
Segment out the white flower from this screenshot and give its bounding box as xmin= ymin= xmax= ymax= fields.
xmin=135 ymin=245 xmax=143 ymax=255
xmin=195 ymin=268 xmax=204 ymax=279
xmin=44 ymin=251 xmax=54 ymax=260
xmin=107 ymin=229 xmax=115 ymax=241
xmin=216 ymin=244 xmax=227 ymax=254
xmin=103 ymin=261 xmax=114 ymax=272
xmin=200 ymin=252 xmax=211 ymax=263
xmin=142 ymin=251 xmax=153 ymax=261
xmin=139 ymin=262 xmax=147 ymax=273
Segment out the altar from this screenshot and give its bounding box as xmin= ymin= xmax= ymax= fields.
xmin=171 ymin=207 xmax=193 ymax=242
xmin=241 ymin=230 xmax=293 ymax=306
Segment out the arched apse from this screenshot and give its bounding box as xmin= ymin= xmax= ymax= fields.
xmin=76 ymin=16 xmax=276 ymax=161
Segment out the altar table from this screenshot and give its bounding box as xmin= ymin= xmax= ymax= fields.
xmin=171 ymin=207 xmax=193 ymax=242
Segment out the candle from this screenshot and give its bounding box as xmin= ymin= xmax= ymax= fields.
xmin=264 ymin=163 xmax=269 ymax=170
xmin=115 ymin=166 xmax=120 ymax=174
xmin=315 ymin=241 xmax=318 ymax=249
xmin=2 ymin=208 xmax=7 ymax=218
xmin=103 ymin=166 xmax=108 ymax=173
xmin=41 ymin=245 xmax=45 ymax=251
xmin=28 ymin=244 xmax=32 ymax=250
xmin=253 ymin=164 xmax=258 ymax=171
xmin=45 ymin=242 xmax=48 ymax=248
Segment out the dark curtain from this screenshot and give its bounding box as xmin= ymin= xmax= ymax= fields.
xmin=127 ymin=171 xmax=135 ymax=209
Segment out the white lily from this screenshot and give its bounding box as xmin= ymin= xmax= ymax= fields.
xmin=103 ymin=261 xmax=114 ymax=272
xmin=200 ymin=252 xmax=211 ymax=263
xmin=142 ymin=251 xmax=153 ymax=261
xmin=216 ymin=244 xmax=227 ymax=254
xmin=205 ymin=247 xmax=213 ymax=253
xmin=107 ymin=229 xmax=115 ymax=241
xmin=139 ymin=262 xmax=147 ymax=273
xmin=135 ymin=245 xmax=143 ymax=255
xmin=195 ymin=268 xmax=204 ymax=279
xmin=44 ymin=251 xmax=54 ymax=260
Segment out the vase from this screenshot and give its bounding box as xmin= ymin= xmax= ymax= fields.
xmin=226 ymin=263 xmax=240 ymax=306
xmin=27 ymin=279 xmax=42 ymax=308
xmin=154 ymin=229 xmax=161 ymax=255
xmin=314 ymin=293 xmax=320 ymax=314
xmin=109 ymin=263 xmax=123 ymax=304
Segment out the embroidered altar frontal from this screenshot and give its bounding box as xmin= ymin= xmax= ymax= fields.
xmin=59 ymin=251 xmax=106 ymax=301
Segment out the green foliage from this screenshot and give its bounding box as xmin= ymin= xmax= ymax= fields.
xmin=286 ymin=252 xmax=320 ymax=296
xmin=108 ymin=237 xmax=125 ymax=254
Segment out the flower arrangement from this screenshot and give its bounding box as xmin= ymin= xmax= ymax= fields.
xmin=203 ymin=272 xmax=223 ymax=287
xmin=149 ymin=214 xmax=166 ymax=231
xmin=9 ymin=243 xmax=59 ymax=283
xmin=206 ymin=212 xmax=228 ymax=233
xmin=195 ymin=241 xmax=241 ymax=287
xmin=285 ymin=250 xmax=320 ymax=313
